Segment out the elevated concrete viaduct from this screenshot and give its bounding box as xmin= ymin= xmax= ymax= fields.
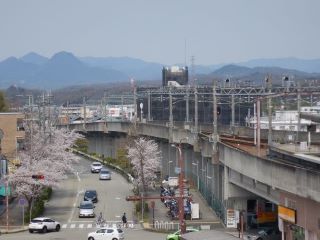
xmin=64 ymin=121 xmax=320 ymax=231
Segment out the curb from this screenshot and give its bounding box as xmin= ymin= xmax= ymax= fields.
xmin=0 ymin=227 xmax=28 ymax=234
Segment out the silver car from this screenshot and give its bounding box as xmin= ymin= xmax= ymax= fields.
xmin=99 ymin=169 xmax=112 ymax=180
xmin=78 ymin=201 xmax=95 ymax=218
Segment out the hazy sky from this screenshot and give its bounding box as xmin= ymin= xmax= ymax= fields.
xmin=0 ymin=0 xmax=319 ymax=65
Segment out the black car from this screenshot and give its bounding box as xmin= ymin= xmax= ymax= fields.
xmin=84 ymin=190 xmax=98 ymax=203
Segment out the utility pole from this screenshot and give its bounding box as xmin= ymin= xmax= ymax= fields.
xmin=66 ymin=101 xmax=69 ymax=130
xmin=257 ymin=98 xmax=261 ymax=155
xmin=194 ymin=87 xmax=198 ymax=133
xmin=267 ymin=76 xmax=273 ymax=146
xmin=186 ymin=86 xmax=190 ymax=123
xmin=83 ymin=97 xmax=86 ymax=130
xmin=148 ymin=91 xmax=151 ymax=122
xmin=212 ymin=81 xmax=218 ymax=156
xmin=134 ymin=87 xmax=137 ymax=129
xmin=297 ymin=83 xmax=301 ymax=147
xmin=172 ymin=141 xmax=186 ymax=234
xmin=231 ymin=94 xmax=235 ymax=135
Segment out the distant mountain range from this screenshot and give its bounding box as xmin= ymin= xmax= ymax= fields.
xmin=0 ymin=51 xmax=320 ymax=89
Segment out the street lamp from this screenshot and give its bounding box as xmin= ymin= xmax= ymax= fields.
xmin=171 ymin=140 xmax=187 ymax=234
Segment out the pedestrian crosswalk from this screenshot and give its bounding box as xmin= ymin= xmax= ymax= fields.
xmin=61 ymin=221 xmax=136 ymax=229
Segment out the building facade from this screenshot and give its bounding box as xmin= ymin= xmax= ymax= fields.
xmin=0 ymin=112 xmax=25 ymax=162
xmin=162 ymin=66 xmax=188 ymax=86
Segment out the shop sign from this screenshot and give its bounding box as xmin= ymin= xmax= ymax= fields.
xmin=278 ymin=205 xmax=296 ymax=224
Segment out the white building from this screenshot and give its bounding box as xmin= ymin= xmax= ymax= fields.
xmin=247 ymin=106 xmax=320 ymax=132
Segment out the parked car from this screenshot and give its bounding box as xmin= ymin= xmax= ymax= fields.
xmin=91 ymin=162 xmax=103 ymax=173
xmin=88 ymin=227 xmax=124 ymax=240
xmin=99 ymin=168 xmax=112 ymax=180
xmin=28 ymin=217 xmax=60 ymax=233
xmin=79 ymin=201 xmax=95 ymax=218
xmin=166 ymin=228 xmax=199 ymax=240
xmin=84 ymin=190 xmax=98 ymax=203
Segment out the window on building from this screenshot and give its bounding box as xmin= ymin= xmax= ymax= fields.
xmin=16 ymin=138 xmax=25 ymax=151
xmin=17 ymin=118 xmax=24 ymax=131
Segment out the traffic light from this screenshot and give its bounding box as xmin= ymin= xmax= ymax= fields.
xmin=31 ymin=175 xmax=45 ymax=180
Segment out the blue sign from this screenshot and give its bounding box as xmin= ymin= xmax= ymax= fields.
xmin=19 ymin=198 xmax=26 ymax=206
xmin=175 ymin=167 xmax=181 ymax=174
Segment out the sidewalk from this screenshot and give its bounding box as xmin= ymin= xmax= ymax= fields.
xmin=144 ymin=186 xmax=222 ymax=231
xmin=0 ymin=197 xmax=28 ymax=234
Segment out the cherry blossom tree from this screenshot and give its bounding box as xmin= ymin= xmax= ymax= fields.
xmin=8 ymin=123 xmax=82 ymax=213
xmin=127 ymin=137 xmax=161 ymax=193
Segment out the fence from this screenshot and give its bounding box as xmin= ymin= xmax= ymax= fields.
xmin=153 ymin=220 xmax=179 ymax=231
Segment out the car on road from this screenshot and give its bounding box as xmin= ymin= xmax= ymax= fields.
xmin=84 ymin=189 xmax=98 ymax=203
xmin=79 ymin=201 xmax=96 ymax=218
xmin=28 ymin=217 xmax=61 ymax=233
xmin=88 ymin=227 xmax=124 ymax=240
xmin=91 ymin=162 xmax=103 ymax=173
xmin=166 ymin=228 xmax=199 ymax=240
xmin=99 ymin=168 xmax=112 ymax=180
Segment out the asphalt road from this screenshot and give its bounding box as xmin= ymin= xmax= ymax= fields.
xmin=1 ymin=157 xmax=167 ymax=240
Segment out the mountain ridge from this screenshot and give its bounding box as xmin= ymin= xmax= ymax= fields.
xmin=1 ymin=51 xmax=320 ymax=89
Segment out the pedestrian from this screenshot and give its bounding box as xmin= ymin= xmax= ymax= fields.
xmin=122 ymin=212 xmax=128 ymax=228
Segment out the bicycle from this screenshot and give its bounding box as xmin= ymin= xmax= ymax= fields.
xmin=95 ymin=212 xmax=106 ymax=228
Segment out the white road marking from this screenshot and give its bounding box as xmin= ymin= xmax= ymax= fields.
xmin=87 ymin=224 xmax=93 ymax=228
xmin=62 ymin=224 xmax=67 ymax=229
xmin=70 ymin=223 xmax=76 ymax=228
xmin=68 ymin=189 xmax=81 ymax=223
xmin=70 ymin=220 xmax=94 ymax=223
xmin=79 ymin=224 xmax=84 ymax=228
xmin=115 ymin=197 xmax=121 ymax=200
xmin=115 ymin=215 xmax=121 ymax=218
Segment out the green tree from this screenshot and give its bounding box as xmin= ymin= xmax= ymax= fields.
xmin=0 ymin=91 xmax=8 ymax=112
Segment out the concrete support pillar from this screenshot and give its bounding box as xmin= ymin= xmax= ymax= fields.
xmin=194 ymin=87 xmax=198 ymax=133
xmin=148 ymin=91 xmax=151 ymax=122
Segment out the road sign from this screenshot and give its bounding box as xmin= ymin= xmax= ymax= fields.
xmin=175 ymin=167 xmax=181 ymax=174
xmin=19 ymin=198 xmax=27 ymax=206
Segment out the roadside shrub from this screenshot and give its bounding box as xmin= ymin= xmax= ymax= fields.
xmin=74 ymin=138 xmax=88 ymax=153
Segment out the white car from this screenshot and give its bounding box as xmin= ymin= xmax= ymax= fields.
xmin=91 ymin=162 xmax=103 ymax=173
xmin=99 ymin=169 xmax=112 ymax=180
xmin=88 ymin=227 xmax=124 ymax=240
xmin=28 ymin=217 xmax=61 ymax=233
